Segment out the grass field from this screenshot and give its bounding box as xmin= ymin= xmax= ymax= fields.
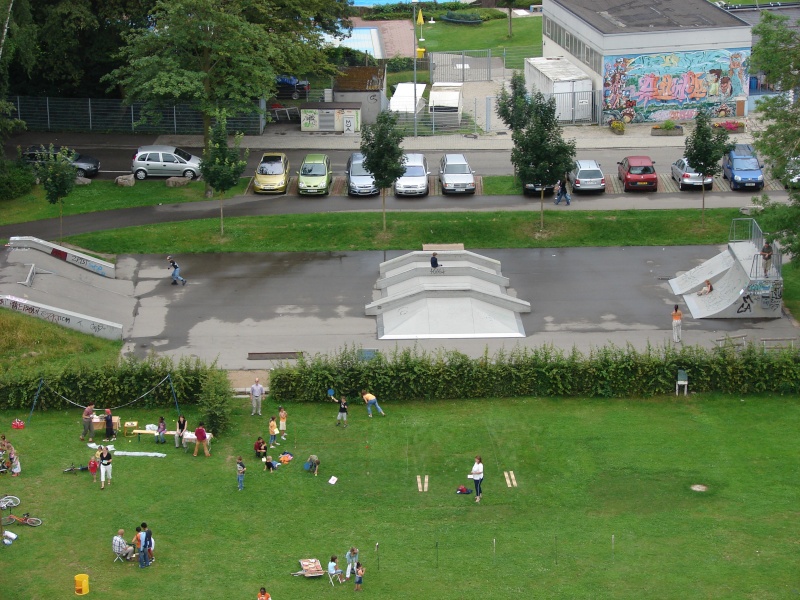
xmin=2 ymin=394 xmax=799 ymax=599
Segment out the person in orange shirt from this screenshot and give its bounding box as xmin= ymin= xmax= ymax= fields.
xmin=671 ymin=304 xmax=683 ymax=343
xmin=257 ymin=586 xmax=271 ymax=600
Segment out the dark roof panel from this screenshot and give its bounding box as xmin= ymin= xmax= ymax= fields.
xmin=552 ymin=0 xmax=750 ymax=34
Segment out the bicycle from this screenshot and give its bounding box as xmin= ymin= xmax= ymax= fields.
xmin=63 ymin=463 xmax=89 ymax=475
xmin=0 ymin=495 xmax=20 ymax=509
xmin=2 ymin=513 xmax=42 ymax=527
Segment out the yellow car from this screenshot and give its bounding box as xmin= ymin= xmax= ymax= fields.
xmin=253 ymin=153 xmax=290 ymax=194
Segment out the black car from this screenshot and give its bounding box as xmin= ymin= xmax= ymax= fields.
xmin=275 ymin=75 xmax=311 ymax=100
xmin=21 ymin=145 xmax=101 ymax=178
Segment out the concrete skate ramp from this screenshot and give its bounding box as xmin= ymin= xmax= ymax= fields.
xmin=669 ymin=248 xmax=734 ymax=295
xmin=368 ymin=250 xmax=530 ymax=339
xmin=682 ymin=260 xmax=751 ymax=318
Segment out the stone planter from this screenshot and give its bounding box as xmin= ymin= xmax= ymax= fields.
xmin=715 ymin=126 xmax=745 ymax=134
xmin=651 ymin=126 xmax=684 ymax=136
xmin=610 ymin=127 xmax=625 ymax=135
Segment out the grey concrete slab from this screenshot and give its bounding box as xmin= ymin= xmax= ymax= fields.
xmin=115 ymin=247 xmax=796 ymax=369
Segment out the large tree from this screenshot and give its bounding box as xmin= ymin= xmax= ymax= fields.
xmin=750 ymin=11 xmax=800 ymax=264
xmin=200 ymin=112 xmax=248 ymax=237
xmin=104 ymin=0 xmax=349 ymax=151
xmin=360 ymin=111 xmax=405 ymax=232
xmin=510 ymin=89 xmax=576 ymax=231
xmin=684 ymin=107 xmax=734 ymax=228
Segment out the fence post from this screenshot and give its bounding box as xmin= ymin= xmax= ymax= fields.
xmin=174 ymin=105 xmax=177 ymax=134
xmin=485 ymin=96 xmax=492 ymax=133
xmin=88 ymin=98 xmax=92 ymax=131
xmin=131 ymin=105 xmax=135 ymax=132
xmin=15 ymin=96 xmax=20 ymax=122
xmin=488 ymin=49 xmax=492 ymax=80
xmin=46 ymin=97 xmax=50 ymax=131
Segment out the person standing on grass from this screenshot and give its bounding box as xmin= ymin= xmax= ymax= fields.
xmin=193 ymin=422 xmax=210 ymax=457
xmin=132 ymin=526 xmax=142 ymax=559
xmin=279 ymin=406 xmax=288 ymax=441
xmin=257 ymin=586 xmax=271 ymax=600
xmin=250 ymin=377 xmax=265 ymax=416
xmin=237 ymin=456 xmax=246 ymax=491
xmin=104 ymin=408 xmax=116 ymax=441
xmin=672 ymin=304 xmax=683 ymax=344
xmin=354 ymin=562 xmax=365 ymax=592
xmin=88 ymin=454 xmax=99 ymax=484
xmin=471 ymin=455 xmax=484 ymax=503
xmin=166 ymin=255 xmax=187 ymax=286
xmin=80 ymin=401 xmax=96 ymax=442
xmin=268 ymin=416 xmax=280 ymax=448
xmin=137 ymin=525 xmax=150 ymax=568
xmin=336 ymin=395 xmax=348 ymax=427
xmin=99 ymin=445 xmax=113 ymax=490
xmin=361 ymin=389 xmax=385 ymax=417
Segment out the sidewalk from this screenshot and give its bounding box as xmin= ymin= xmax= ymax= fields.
xmin=155 ymin=120 xmax=757 ymax=153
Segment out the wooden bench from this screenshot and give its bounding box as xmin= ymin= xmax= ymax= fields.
xmin=131 ymin=429 xmax=177 ymax=442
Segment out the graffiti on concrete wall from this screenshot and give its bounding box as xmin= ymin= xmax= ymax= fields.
xmin=602 ymin=48 xmax=749 ymax=124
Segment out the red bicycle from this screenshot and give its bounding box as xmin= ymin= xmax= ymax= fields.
xmin=2 ymin=512 xmax=42 ymax=527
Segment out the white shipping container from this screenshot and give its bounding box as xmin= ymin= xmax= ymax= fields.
xmin=524 ymin=57 xmax=593 ymax=122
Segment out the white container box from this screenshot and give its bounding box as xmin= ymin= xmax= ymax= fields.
xmin=524 ymin=57 xmax=593 ymax=122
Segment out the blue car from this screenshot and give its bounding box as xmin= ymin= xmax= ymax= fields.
xmin=722 ymin=144 xmax=764 ymax=191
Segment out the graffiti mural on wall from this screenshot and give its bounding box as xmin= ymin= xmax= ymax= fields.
xmin=602 ymin=48 xmax=749 ymax=124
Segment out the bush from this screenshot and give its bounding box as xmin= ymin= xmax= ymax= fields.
xmin=714 ymin=120 xmax=746 ymax=131
xmin=610 ymin=119 xmax=625 ymax=132
xmin=386 ymin=55 xmax=414 ymax=73
xmin=269 ymin=343 xmax=800 ymax=401
xmin=0 ymin=160 xmax=35 ymax=200
xmin=197 ymin=368 xmax=234 ymax=436
xmin=658 ymin=119 xmax=678 ymax=130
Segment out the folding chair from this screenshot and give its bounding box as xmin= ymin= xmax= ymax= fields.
xmin=327 ymin=571 xmax=337 ymax=587
xmin=113 ymin=551 xmax=126 ymax=563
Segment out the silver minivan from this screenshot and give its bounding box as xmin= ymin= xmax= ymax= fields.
xmin=439 ymin=153 xmax=475 ymax=194
xmin=131 ymin=145 xmax=202 ymax=180
xmin=394 ymin=153 xmax=429 ymax=196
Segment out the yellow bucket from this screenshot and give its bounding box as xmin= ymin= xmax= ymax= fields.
xmin=75 ymin=573 xmax=89 ymax=595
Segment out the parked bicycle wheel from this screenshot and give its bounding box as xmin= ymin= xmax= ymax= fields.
xmin=1 ymin=515 xmax=14 ymax=526
xmin=24 ymin=517 xmax=42 ymax=527
xmin=0 ymin=495 xmax=20 ymax=509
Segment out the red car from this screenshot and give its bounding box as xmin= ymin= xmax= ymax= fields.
xmin=617 ymin=156 xmax=658 ymax=192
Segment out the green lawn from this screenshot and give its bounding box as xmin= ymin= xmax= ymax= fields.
xmin=416 ymin=14 xmax=541 ymax=60
xmin=2 ymin=394 xmax=799 ymax=599
xmin=0 ymin=179 xmax=250 ymax=226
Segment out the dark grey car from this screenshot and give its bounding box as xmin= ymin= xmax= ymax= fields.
xmin=22 ymin=145 xmax=101 ymax=178
xmin=345 ymin=153 xmax=379 ymax=197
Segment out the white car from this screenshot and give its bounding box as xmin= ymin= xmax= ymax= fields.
xmin=439 ymin=154 xmax=475 ymax=194
xmin=394 ymin=153 xmax=429 ymax=197
xmin=670 ymin=157 xmax=713 ymax=191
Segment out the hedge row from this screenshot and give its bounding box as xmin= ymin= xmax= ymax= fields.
xmin=0 ymin=354 xmax=233 ymax=434
xmin=270 ymin=343 xmax=800 ymax=402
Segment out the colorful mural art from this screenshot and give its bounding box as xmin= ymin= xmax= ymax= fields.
xmin=602 ymin=48 xmax=749 ymax=124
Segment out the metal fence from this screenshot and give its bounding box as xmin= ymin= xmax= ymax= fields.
xmin=7 ymin=96 xmax=264 ymax=135
xmin=429 ymin=50 xmax=502 ymax=83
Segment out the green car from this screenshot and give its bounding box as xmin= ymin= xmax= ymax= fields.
xmin=297 ymin=153 xmax=333 ymax=195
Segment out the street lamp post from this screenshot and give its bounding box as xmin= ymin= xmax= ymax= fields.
xmin=412 ymin=0 xmax=418 ymax=137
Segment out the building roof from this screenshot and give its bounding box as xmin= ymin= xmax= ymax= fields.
xmin=551 ymin=0 xmax=750 ymax=34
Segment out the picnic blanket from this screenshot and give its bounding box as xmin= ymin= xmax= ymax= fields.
xmin=292 ymin=558 xmax=324 ymax=577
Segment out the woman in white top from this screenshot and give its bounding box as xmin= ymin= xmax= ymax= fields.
xmin=471 ymin=456 xmax=484 ymax=503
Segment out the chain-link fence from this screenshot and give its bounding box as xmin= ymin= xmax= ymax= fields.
xmin=7 ymin=96 xmax=264 ymax=135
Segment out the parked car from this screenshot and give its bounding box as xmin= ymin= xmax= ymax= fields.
xmin=670 ymin=157 xmax=713 ymax=191
xmin=297 ymin=153 xmax=332 ymax=195
xmin=617 ymin=156 xmax=658 ymax=192
xmin=275 ymin=75 xmax=310 ymax=100
xmin=131 ymin=145 xmax=201 ymax=180
xmin=395 ymin=153 xmax=429 ymax=196
xmin=253 ymin=153 xmax=290 ymax=194
xmin=521 ymin=169 xmax=556 ymax=196
xmin=721 ymin=144 xmax=764 ymax=191
xmin=22 ymin=145 xmax=100 ymax=178
xmin=568 ymin=159 xmax=605 ymax=193
xmin=439 ymin=153 xmax=475 ymax=194
xmin=345 ymin=153 xmax=379 ymax=197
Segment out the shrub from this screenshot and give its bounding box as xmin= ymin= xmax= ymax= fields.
xmin=0 ymin=160 xmax=35 ymax=200
xmin=661 ymin=119 xmax=677 ymax=130
xmin=610 ymin=119 xmax=625 ymax=132
xmin=713 ymin=120 xmax=746 ymax=131
xmin=197 ymin=368 xmax=234 ymax=436
xmin=269 ymin=343 xmax=800 ymax=401
xmin=386 ymin=55 xmax=414 ymax=73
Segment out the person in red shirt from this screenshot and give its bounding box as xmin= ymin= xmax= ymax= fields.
xmin=193 ymin=422 xmax=211 ymax=457
xmin=257 ymin=587 xmax=271 ymax=600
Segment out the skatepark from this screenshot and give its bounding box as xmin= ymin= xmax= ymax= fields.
xmin=2 ymin=221 xmax=796 ymax=370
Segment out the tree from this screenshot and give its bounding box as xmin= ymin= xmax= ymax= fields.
xmin=749 ymin=11 xmax=800 ymax=264
xmin=510 ymin=89 xmax=576 ymax=231
xmin=360 ymin=111 xmax=406 ymax=232
xmin=200 ymin=113 xmax=249 ymax=237
xmin=684 ymin=107 xmax=734 ymax=228
xmin=28 ymin=145 xmax=76 ymax=242
xmin=498 ymin=0 xmax=514 ymax=37
xmin=495 ymin=71 xmax=532 ymax=133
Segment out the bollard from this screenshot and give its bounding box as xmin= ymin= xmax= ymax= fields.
xmin=74 ymin=573 xmax=89 ymax=595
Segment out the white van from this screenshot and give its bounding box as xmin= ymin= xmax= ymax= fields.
xmin=394 ymin=153 xmax=429 ymax=196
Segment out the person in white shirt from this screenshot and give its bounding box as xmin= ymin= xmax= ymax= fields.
xmin=113 ymin=529 xmax=134 ymax=560
xmin=471 ymin=456 xmax=484 ymax=503
xmin=250 ymin=378 xmax=265 ymax=416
